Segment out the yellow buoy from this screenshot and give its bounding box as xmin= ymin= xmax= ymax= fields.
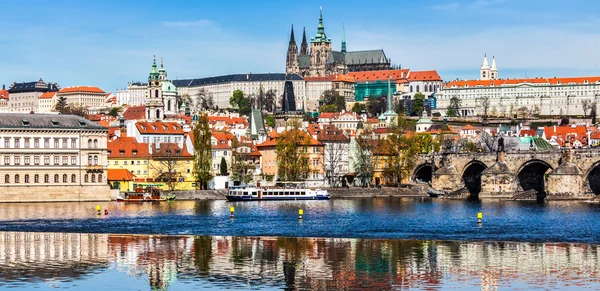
xmin=477 ymin=212 xmax=482 ymax=223
xmin=298 ymin=209 xmax=304 ymax=220
xmin=230 ymin=206 xmax=235 ymax=219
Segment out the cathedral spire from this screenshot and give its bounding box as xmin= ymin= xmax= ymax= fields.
xmin=300 ymin=27 xmax=309 ymax=56
xmin=289 ymin=25 xmax=296 ymax=44
xmin=313 ymin=7 xmax=329 ymax=43
xmin=341 ymin=24 xmax=347 ymax=54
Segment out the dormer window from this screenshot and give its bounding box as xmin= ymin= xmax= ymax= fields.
xmin=79 ymin=121 xmax=86 ymax=127
xmin=51 ymin=120 xmax=59 ymax=126
xmin=22 ymin=120 xmax=29 ymax=126
xmin=119 ymin=150 xmax=125 ymax=155
xmin=132 ymin=150 xmax=138 ymax=155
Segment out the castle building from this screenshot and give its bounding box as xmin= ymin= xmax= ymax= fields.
xmin=286 ymin=8 xmax=392 ymax=78
xmin=145 ymin=57 xmax=178 ymax=121
xmin=6 ymin=79 xmax=60 ymax=113
xmin=480 ymin=54 xmax=498 ymax=81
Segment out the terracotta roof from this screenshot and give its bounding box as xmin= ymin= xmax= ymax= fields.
xmin=462 ymin=124 xmax=475 ymax=130
xmin=107 ymin=136 xmax=151 ymax=158
xmin=107 ymin=169 xmax=135 ymax=181
xmin=136 ymin=121 xmax=184 ymax=134
xmin=316 ymin=124 xmax=350 ymax=142
xmin=349 ymin=69 xmax=410 ymax=83
xmin=257 ymin=129 xmax=322 ymax=148
xmin=39 ymin=92 xmax=56 ymax=99
xmin=58 ymin=86 xmax=105 ymax=94
xmin=0 ymin=88 xmax=8 ymax=99
xmin=446 ymin=76 xmax=600 ymax=89
xmin=520 ymin=129 xmax=537 ymax=137
xmin=212 ymin=131 xmax=234 ymax=149
xmin=407 ymin=70 xmax=442 ymax=81
xmin=304 ymin=74 xmax=355 ymax=83
xmin=122 ymin=105 xmax=146 ymax=120
xmin=590 ymin=131 xmax=600 ymax=139
xmin=318 ymin=112 xmax=340 ymax=119
xmin=366 ymin=118 xmax=379 ymax=123
xmin=152 ymin=142 xmax=192 ymax=157
xmin=208 ymin=116 xmax=248 ymax=127
xmin=543 ymin=125 xmax=587 ymax=140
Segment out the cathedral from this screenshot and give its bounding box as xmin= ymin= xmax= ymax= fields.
xmin=286 ymin=8 xmax=392 ymax=77
xmin=145 ymin=56 xmax=178 ymax=121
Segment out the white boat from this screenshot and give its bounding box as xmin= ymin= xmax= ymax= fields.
xmin=226 ymin=184 xmax=330 ymax=201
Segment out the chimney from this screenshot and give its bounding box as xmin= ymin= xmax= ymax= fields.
xmin=554 ymin=125 xmax=556 ymax=132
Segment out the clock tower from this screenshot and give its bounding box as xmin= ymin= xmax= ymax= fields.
xmin=146 ymin=56 xmax=164 ymax=121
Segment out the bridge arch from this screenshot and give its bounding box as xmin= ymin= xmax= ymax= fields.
xmin=413 ymin=163 xmax=436 ymax=183
xmin=461 ymin=160 xmax=487 ymax=196
xmin=585 ymin=160 xmax=600 ymax=195
xmin=517 ymin=159 xmax=553 ymax=197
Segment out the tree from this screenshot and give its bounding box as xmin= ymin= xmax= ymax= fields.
xmin=321 ymin=125 xmax=349 ymax=187
xmin=366 ymin=96 xmax=385 ymax=117
xmin=192 ymin=112 xmax=213 ymax=189
xmin=108 ymin=107 xmax=120 ymax=118
xmin=265 ymin=114 xmax=275 ymax=128
xmin=230 ymin=137 xmax=254 ymax=185
xmin=151 ymin=143 xmax=184 ymax=191
xmin=509 ymin=104 xmax=515 ymax=118
xmin=276 ymin=120 xmax=310 ymax=181
xmin=517 ymin=106 xmax=529 ymax=119
xmin=592 ymin=103 xmax=597 ymax=124
xmin=478 ymin=131 xmax=517 ymax=152
xmin=491 ymin=106 xmax=497 ymax=117
xmin=229 ymin=89 xmax=251 ymax=116
xmin=447 ymin=96 xmax=462 ymax=117
xmin=219 ymin=157 xmax=228 ymax=176
xmin=414 ymin=133 xmax=436 ymax=154
xmin=532 ymin=105 xmax=540 ymax=117
xmin=320 ymin=89 xmax=345 ymax=112
xmin=481 ymin=96 xmax=490 ymax=119
xmin=455 ymin=138 xmax=479 ymax=153
xmin=383 ymin=114 xmax=419 ymax=186
xmin=354 ymin=131 xmax=375 ymax=187
xmin=196 ymin=88 xmax=215 ymax=110
xmin=319 ymin=104 xmax=338 ymax=113
xmin=582 ymin=99 xmax=591 ymax=117
xmin=412 ymin=92 xmax=425 ymax=116
xmin=54 ymin=96 xmax=67 ymax=113
xmin=351 ymin=103 xmax=364 ymax=114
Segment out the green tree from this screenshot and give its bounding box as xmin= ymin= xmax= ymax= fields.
xmin=275 ymin=120 xmax=309 ymax=181
xmin=414 ymin=133 xmax=435 ymax=154
xmin=54 ymin=96 xmax=67 ymax=113
xmin=384 ymin=114 xmax=419 ymax=186
xmin=320 ymin=89 xmax=345 ymax=111
xmin=447 ymin=96 xmax=462 ymax=117
xmin=265 ymin=114 xmax=275 ymax=128
xmin=351 ymin=103 xmax=364 ymax=114
xmin=319 ymin=104 xmax=338 ymax=113
xmin=229 ymin=89 xmax=251 ymax=116
xmin=108 ymin=107 xmax=120 ymax=118
xmin=219 ymin=157 xmax=228 ymax=176
xmin=366 ymin=96 xmax=385 ymax=117
xmin=192 ymin=112 xmax=213 ymax=189
xmin=412 ymin=92 xmax=425 ymax=116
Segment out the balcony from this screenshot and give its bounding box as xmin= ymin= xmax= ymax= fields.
xmin=85 ymin=164 xmax=104 ymax=172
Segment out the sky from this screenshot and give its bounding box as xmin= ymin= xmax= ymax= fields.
xmin=1 ymin=0 xmax=599 ymax=93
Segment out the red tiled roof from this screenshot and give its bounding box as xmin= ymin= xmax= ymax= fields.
xmin=39 ymin=92 xmax=56 ymax=99
xmin=366 ymin=118 xmax=379 ymax=123
xmin=108 ymin=136 xmax=151 ymax=158
xmin=58 ymin=86 xmax=105 ymax=94
xmin=446 ymin=76 xmax=600 ymax=88
xmin=520 ymin=129 xmax=537 ymax=137
xmin=0 ymin=89 xmax=8 ymax=99
xmin=212 ymin=131 xmax=234 ymax=149
xmin=304 ymin=74 xmax=355 ymax=83
xmin=349 ymin=69 xmax=410 ymax=83
xmin=122 ymin=105 xmax=146 ymax=120
xmin=136 ymin=121 xmax=184 ymax=134
xmin=316 ymin=124 xmax=350 ymax=142
xmin=107 ymin=169 xmax=135 ymax=181
xmin=407 ymin=70 xmax=442 ymax=81
xmin=543 ymin=125 xmax=587 ymax=140
xmin=152 ymin=143 xmax=193 ymax=157
xmin=208 ymin=116 xmax=248 ymax=127
xmin=257 ymin=129 xmax=322 ymax=148
xmin=318 ymin=112 xmax=340 ymax=119
xmin=462 ymin=124 xmax=475 ymax=130
xmin=590 ymin=131 xmax=600 ymax=139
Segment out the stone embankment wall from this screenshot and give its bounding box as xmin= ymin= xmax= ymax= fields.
xmin=168 ymin=190 xmax=227 ymax=200
xmin=328 ymin=186 xmax=427 ymax=198
xmin=0 ymin=185 xmax=111 ymax=203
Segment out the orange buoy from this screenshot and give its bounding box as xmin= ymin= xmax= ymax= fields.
xmin=104 ymin=209 xmax=108 ymax=215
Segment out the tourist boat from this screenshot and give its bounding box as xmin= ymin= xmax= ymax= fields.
xmin=226 ymin=183 xmax=330 ymax=201
xmin=116 ymin=187 xmax=162 ymax=202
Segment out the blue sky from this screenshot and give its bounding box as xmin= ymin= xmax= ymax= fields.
xmin=1 ymin=0 xmax=599 ymax=92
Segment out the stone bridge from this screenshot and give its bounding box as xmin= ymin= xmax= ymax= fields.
xmin=412 ymin=149 xmax=600 ymax=200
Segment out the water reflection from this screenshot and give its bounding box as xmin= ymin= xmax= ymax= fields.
xmin=0 ymin=232 xmax=599 ymax=290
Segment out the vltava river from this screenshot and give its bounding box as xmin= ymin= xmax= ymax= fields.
xmin=0 ymin=232 xmax=599 ymax=290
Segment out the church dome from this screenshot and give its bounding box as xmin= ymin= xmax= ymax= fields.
xmin=161 ymin=80 xmax=177 ymax=93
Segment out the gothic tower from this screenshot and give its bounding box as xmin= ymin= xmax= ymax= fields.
xmin=341 ymin=24 xmax=347 ymax=54
xmin=285 ymin=26 xmax=299 ymax=74
xmin=309 ymin=7 xmax=332 ymax=77
xmin=146 ymin=56 xmax=164 ymax=121
xmin=490 ymin=56 xmax=498 ymax=80
xmin=300 ymin=27 xmax=309 ymax=56
xmin=480 ymin=54 xmax=491 ymax=81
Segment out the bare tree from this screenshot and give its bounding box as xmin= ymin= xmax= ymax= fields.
xmin=582 ymin=99 xmax=591 ymax=117
xmin=230 ymin=137 xmax=255 ymax=185
xmin=353 ymin=131 xmax=375 ymax=187
xmin=517 ymin=106 xmax=529 ymax=119
xmin=151 ymin=143 xmax=185 ymax=191
xmin=196 ymin=88 xmax=215 ymax=111
xmin=481 ymin=96 xmax=490 ymax=119
xmin=478 ymin=131 xmax=517 ymax=152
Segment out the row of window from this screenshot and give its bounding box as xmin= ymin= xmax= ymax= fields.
xmin=2 ymin=173 xmax=103 ymax=184
xmin=3 ymin=137 xmax=77 ymax=149
xmin=2 ymin=155 xmax=77 ymax=166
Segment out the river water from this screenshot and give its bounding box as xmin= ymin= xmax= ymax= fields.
xmin=1 ymin=198 xmax=600 ymax=290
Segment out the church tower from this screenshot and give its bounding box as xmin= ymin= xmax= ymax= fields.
xmin=480 ymin=54 xmax=491 ymax=80
xmin=309 ymin=7 xmax=332 ymax=77
xmin=490 ymin=56 xmax=498 ymax=80
xmin=146 ymin=56 xmax=164 ymax=121
xmin=341 ymin=24 xmax=347 ymax=54
xmin=285 ymin=26 xmax=299 ymax=74
xmin=300 ymin=27 xmax=309 ymax=56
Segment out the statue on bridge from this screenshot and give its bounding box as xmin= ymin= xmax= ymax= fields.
xmin=497 ymin=135 xmax=505 ymax=153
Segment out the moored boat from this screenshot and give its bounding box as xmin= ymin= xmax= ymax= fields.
xmin=226 ymin=184 xmax=330 ymax=201
xmin=116 ymin=187 xmax=162 ymax=202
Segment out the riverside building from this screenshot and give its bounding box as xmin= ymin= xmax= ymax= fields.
xmin=0 ymin=113 xmax=110 ymax=202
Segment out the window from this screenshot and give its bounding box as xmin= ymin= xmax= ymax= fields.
xmin=14 ymin=156 xmax=20 ymax=165
xmin=94 ymin=156 xmax=98 ymax=165
xmin=24 ymin=174 xmax=29 ymax=183
xmin=15 ymin=174 xmax=19 ymax=183
xmin=224 ymin=151 xmax=228 ymax=156
xmin=63 ymin=138 xmax=68 ymax=148
xmin=4 ymin=156 xmax=9 ymax=165
xmin=15 ymin=138 xmax=20 ymax=148
xmin=71 ymin=156 xmax=77 ymax=165
xmin=54 ymin=139 xmax=59 ymax=148
xmin=71 ymin=174 xmax=76 ymax=183
xmin=34 ymin=156 xmax=40 ymax=165
xmin=54 ymin=174 xmax=59 ymax=183
xmin=34 ymin=174 xmax=39 ymax=183
xmin=62 ymin=174 xmax=67 ymax=183
xmin=44 ymin=174 xmax=49 ymax=183
xmin=114 ymin=161 xmax=119 ymax=165
xmin=98 ymin=174 xmax=102 ymax=182
xmin=88 ymin=156 xmax=92 ymax=165
xmin=34 ymin=139 xmax=39 ymax=148
xmin=62 ymin=156 xmax=68 ymax=165
xmin=71 ymin=139 xmax=76 ymax=148
xmin=313 ymin=159 xmax=318 ymax=166
xmin=91 ymin=174 xmax=96 ymax=183
xmin=4 ymin=174 xmax=8 ymax=183
xmin=44 ymin=138 xmax=49 ymax=148
xmin=94 ymin=139 xmax=98 ymax=148
xmin=24 ymin=138 xmax=30 ymax=148
xmin=84 ymin=174 xmax=89 ymax=183
xmin=4 ymin=139 xmax=9 ymax=148
xmin=212 ymin=151 xmax=216 ymax=158
xmin=136 ymin=160 xmax=140 ymax=165
xmin=54 ymin=156 xmax=59 ymax=165
xmin=88 ymin=139 xmax=92 ymax=148
xmin=313 ymin=147 xmax=318 ymax=153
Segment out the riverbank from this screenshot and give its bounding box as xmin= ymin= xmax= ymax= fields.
xmin=167 ymin=186 xmax=428 ymax=200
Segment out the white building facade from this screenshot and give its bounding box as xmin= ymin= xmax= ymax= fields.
xmin=7 ymin=79 xmax=60 ymax=113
